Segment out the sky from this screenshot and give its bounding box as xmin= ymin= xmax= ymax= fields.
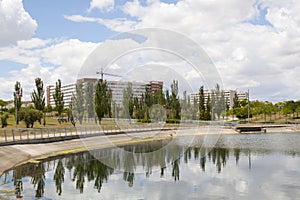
xmin=0 ymin=0 xmax=300 ymax=102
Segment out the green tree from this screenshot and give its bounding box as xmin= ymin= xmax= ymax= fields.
xmin=170 ymin=80 xmax=181 ymax=119
xmin=31 ymin=78 xmax=46 ymax=125
xmin=205 ymin=95 xmax=211 ymax=120
xmin=31 ymin=78 xmax=45 ymax=111
xmin=45 ymin=104 xmax=53 ymax=113
xmin=0 ymin=99 xmax=8 ymax=112
xmin=72 ymin=82 xmax=84 ymax=124
xmin=192 ymin=97 xmax=198 ymax=120
xmin=215 ymin=86 xmax=226 ymax=120
xmin=18 ymin=108 xmax=43 ymax=128
xmin=67 ymin=106 xmax=76 ymax=127
xmin=233 ymin=92 xmax=239 ymax=110
xmin=95 ymin=81 xmax=112 ymax=122
xmin=198 ymin=86 xmax=205 ymax=120
xmin=1 ymin=113 xmax=9 ymax=128
xmin=122 ymin=83 xmax=134 ymax=118
xmin=53 ymin=79 xmax=64 ymax=117
xmin=85 ymin=82 xmax=95 ymax=120
xmin=14 ymin=81 xmax=22 ymax=125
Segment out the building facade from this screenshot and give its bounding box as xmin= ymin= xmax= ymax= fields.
xmin=46 ymin=83 xmax=76 ymax=108
xmin=46 ymin=79 xmax=163 ymax=108
xmin=190 ymin=89 xmax=248 ymax=109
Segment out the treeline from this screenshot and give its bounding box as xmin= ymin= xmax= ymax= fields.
xmin=1 ymin=77 xmax=300 ymax=128
xmin=230 ymin=99 xmax=300 ymax=123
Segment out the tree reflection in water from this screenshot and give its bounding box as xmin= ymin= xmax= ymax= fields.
xmin=31 ymin=163 xmax=46 ymax=198
xmin=54 ymin=159 xmax=64 ymax=195
xmin=7 ymin=141 xmax=268 ymax=198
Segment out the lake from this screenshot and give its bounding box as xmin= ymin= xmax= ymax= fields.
xmin=0 ymin=132 xmax=300 ymax=199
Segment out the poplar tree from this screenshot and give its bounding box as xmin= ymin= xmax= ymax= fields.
xmin=72 ymin=82 xmax=84 ymax=124
xmin=85 ymin=82 xmax=95 ymax=119
xmin=31 ymin=77 xmax=46 ymax=125
xmin=123 ymin=83 xmax=134 ymax=118
xmin=14 ymin=81 xmax=22 ymax=124
xmin=198 ymin=86 xmax=205 ymax=120
xmin=95 ymin=81 xmax=112 ymax=122
xmin=170 ymin=80 xmax=181 ymax=119
xmin=205 ymin=95 xmax=212 ymax=120
xmin=53 ymin=79 xmax=64 ymax=117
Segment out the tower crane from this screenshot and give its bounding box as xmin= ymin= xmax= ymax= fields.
xmin=96 ymin=68 xmax=122 ymax=82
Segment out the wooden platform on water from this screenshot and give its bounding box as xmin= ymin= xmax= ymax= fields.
xmin=235 ymin=126 xmax=266 ymax=133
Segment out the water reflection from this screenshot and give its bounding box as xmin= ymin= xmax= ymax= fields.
xmin=0 ymin=133 xmax=300 ymax=199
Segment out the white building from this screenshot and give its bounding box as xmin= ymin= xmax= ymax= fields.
xmin=46 ymin=83 xmax=75 ymax=108
xmin=46 ymin=79 xmax=162 ymax=108
xmin=190 ymin=89 xmax=248 ymax=109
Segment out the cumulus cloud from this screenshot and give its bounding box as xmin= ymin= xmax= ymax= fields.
xmin=88 ymin=0 xmax=114 ymax=12
xmin=116 ymin=0 xmax=300 ymax=101
xmin=0 ymin=0 xmax=37 ymax=46
xmin=2 ymin=0 xmax=300 ymax=101
xmin=0 ymin=38 xmax=98 ymax=100
xmin=64 ymin=15 xmax=137 ymax=32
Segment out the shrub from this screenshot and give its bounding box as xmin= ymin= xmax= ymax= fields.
xmin=18 ymin=108 xmax=43 ymax=128
xmin=1 ymin=113 xmax=9 ymax=128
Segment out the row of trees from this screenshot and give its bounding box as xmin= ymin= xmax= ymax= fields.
xmin=0 ymin=78 xmax=65 ymax=128
xmin=1 ymin=77 xmax=300 ymax=128
xmin=231 ymin=99 xmax=300 ymax=122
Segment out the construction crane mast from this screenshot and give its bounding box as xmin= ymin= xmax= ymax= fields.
xmin=96 ymin=68 xmax=122 ymax=82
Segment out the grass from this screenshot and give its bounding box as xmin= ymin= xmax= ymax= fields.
xmin=243 ymin=113 xmax=300 ymax=124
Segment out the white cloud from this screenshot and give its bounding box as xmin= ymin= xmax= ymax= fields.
xmin=0 ymin=38 xmax=98 ymax=100
xmin=0 ymin=0 xmax=37 ymax=46
xmin=2 ymin=0 xmax=300 ymax=102
xmin=114 ymin=0 xmax=300 ymax=101
xmin=88 ymin=0 xmax=115 ymax=12
xmin=64 ymin=15 xmax=137 ymax=32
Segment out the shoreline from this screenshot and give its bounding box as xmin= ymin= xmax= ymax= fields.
xmin=0 ymin=126 xmax=299 ymax=176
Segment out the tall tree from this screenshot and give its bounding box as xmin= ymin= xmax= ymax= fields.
xmin=198 ymin=86 xmax=205 ymax=120
xmin=72 ymin=82 xmax=84 ymax=124
xmin=210 ymin=90 xmax=216 ymax=120
xmin=31 ymin=78 xmax=45 ymax=111
xmin=122 ymin=83 xmax=134 ymax=118
xmin=205 ymin=95 xmax=212 ymax=120
xmin=31 ymin=78 xmax=46 ymax=125
xmin=233 ymin=92 xmax=239 ymax=110
xmin=95 ymin=81 xmax=112 ymax=122
xmin=192 ymin=96 xmax=198 ymax=120
xmin=214 ymin=84 xmax=226 ymax=120
xmin=170 ymin=80 xmax=181 ymax=119
xmin=14 ymin=81 xmax=22 ymax=125
xmin=53 ymin=79 xmax=64 ymax=117
xmin=85 ymin=82 xmax=95 ymax=120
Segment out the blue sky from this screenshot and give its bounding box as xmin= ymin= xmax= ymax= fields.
xmin=0 ymin=0 xmax=300 ymax=101
xmin=22 ymin=0 xmax=116 ymax=42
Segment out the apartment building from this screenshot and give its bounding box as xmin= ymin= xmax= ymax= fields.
xmin=46 ymin=79 xmax=163 ymax=108
xmin=190 ymin=89 xmax=248 ymax=109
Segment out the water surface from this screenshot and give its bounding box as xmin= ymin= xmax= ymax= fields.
xmin=0 ymin=133 xmax=300 ymax=200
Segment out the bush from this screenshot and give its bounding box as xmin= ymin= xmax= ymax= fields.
xmin=1 ymin=113 xmax=9 ymax=128
xmin=18 ymin=108 xmax=43 ymax=128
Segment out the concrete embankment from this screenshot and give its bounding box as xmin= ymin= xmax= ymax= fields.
xmin=0 ymin=129 xmax=176 ymax=176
